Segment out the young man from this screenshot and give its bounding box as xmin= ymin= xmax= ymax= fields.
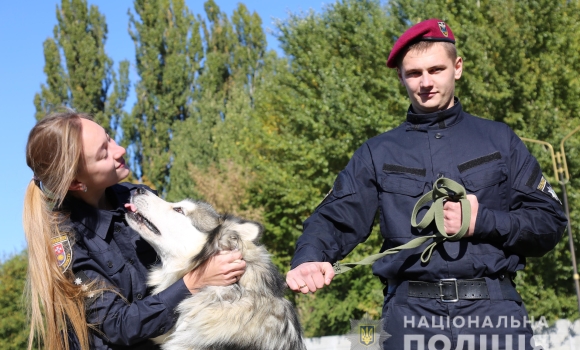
xmin=286 ymin=19 xmax=566 ymax=349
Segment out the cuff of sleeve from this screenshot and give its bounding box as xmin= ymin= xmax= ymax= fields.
xmin=492 ymin=209 xmax=511 ymax=236
xmin=156 ymin=279 xmax=190 ymax=315
xmin=473 ymin=206 xmax=510 ymax=241
xmin=473 ymin=206 xmax=495 ymax=239
xmin=290 ymin=246 xmax=327 ymax=269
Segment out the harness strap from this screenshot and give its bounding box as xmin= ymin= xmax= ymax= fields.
xmin=332 ymin=177 xmax=471 ymax=275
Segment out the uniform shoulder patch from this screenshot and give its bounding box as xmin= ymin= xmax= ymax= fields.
xmin=537 ymin=176 xmax=562 ymax=204
xmin=52 ymin=235 xmax=72 ymax=273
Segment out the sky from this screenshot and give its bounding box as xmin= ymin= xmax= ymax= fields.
xmin=0 ymin=0 xmax=328 ymax=260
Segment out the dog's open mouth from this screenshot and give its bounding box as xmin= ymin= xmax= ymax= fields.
xmin=127 ymin=211 xmax=161 ymax=235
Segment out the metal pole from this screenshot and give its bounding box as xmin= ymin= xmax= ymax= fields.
xmin=558 ymin=125 xmax=580 ymax=317
xmin=521 ymin=135 xmax=580 ymax=316
xmin=556 ymin=152 xmax=580 ymax=315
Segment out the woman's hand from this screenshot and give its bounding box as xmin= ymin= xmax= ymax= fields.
xmin=182 ymin=250 xmax=246 ymax=293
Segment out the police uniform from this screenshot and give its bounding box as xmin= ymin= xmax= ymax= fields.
xmin=62 ymin=183 xmax=189 ymax=349
xmin=290 ymin=19 xmax=567 ymax=350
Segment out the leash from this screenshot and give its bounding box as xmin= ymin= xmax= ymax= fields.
xmin=332 ymin=178 xmax=471 ymax=275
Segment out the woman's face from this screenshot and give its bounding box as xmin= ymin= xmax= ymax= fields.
xmin=75 ymin=119 xmax=130 ymax=192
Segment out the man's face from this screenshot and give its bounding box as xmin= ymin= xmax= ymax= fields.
xmin=397 ymin=43 xmax=463 ymax=114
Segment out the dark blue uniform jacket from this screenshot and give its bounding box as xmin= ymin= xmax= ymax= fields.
xmin=63 ymin=183 xmax=190 ymax=349
xmin=291 ymin=100 xmax=567 ymax=282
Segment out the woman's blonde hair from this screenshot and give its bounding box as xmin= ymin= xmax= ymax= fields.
xmin=23 ymin=111 xmax=92 ymax=350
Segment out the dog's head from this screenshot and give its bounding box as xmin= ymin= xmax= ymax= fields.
xmin=126 ymin=187 xmax=221 ymax=262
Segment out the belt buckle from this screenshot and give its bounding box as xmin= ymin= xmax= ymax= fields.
xmin=439 ymin=278 xmax=459 ymax=303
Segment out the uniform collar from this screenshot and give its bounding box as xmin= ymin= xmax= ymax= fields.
xmin=63 ymin=184 xmax=129 ymax=240
xmin=405 ymin=97 xmax=463 ymax=131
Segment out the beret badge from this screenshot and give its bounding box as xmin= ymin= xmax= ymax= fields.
xmin=438 ymin=22 xmax=448 ymax=37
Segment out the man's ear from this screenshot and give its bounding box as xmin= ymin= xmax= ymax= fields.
xmin=454 ymin=56 xmax=463 ymax=80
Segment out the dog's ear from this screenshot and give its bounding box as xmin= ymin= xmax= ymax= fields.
xmin=231 ymin=221 xmax=262 ymax=242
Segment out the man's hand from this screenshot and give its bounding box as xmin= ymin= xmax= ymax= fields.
xmin=286 ymin=262 xmax=335 ymax=294
xmin=442 ymin=194 xmax=479 ymax=237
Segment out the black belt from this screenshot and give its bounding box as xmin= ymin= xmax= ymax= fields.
xmin=386 ymin=276 xmax=521 ymax=303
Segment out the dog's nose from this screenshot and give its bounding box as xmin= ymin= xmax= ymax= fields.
xmin=135 ymin=187 xmax=146 ymax=195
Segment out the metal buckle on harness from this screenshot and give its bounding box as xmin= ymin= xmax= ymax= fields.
xmin=439 ymin=278 xmax=459 ymax=303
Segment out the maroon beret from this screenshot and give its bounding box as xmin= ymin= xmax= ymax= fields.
xmin=386 ymin=19 xmax=455 ymax=68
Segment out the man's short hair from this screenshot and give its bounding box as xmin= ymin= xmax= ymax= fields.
xmin=396 ymin=41 xmax=457 ymax=70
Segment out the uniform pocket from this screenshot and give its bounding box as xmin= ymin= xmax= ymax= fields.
xmin=461 ymin=166 xmax=507 ymax=191
xmin=378 ymin=174 xmax=427 ymax=240
xmin=460 ymin=164 xmax=509 ymax=211
xmin=380 ymin=175 xmax=426 ymax=197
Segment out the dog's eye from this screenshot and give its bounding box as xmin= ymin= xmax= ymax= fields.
xmin=173 ymin=207 xmax=184 ymax=215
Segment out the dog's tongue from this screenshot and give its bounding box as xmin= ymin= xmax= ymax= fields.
xmin=124 ymin=203 xmax=137 ymax=213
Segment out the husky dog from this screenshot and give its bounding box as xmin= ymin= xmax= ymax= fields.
xmin=125 ymin=187 xmax=306 ymax=350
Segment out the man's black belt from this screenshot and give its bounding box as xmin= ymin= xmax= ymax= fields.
xmin=386 ymin=276 xmax=521 ymax=302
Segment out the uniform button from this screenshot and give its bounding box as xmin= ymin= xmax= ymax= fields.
xmin=499 ymin=274 xmax=505 ymax=280
xmin=129 ymin=258 xmax=135 ymax=265
xmin=114 ymin=225 xmax=121 ymax=233
xmin=159 ymin=327 xmax=165 ymax=334
xmin=435 ymin=133 xmax=442 ymax=139
xmin=437 ymin=173 xmax=444 ymax=178
xmin=137 ymin=293 xmax=143 ymax=300
xmin=107 ymin=261 xmax=113 ymax=268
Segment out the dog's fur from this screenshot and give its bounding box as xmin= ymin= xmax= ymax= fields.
xmin=125 ymin=188 xmax=306 ymax=350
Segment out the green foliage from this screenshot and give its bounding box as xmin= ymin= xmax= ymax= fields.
xmin=0 ymin=252 xmax=28 ymax=350
xmin=127 ymin=0 xmax=202 ymax=194
xmin=33 ymin=0 xmax=129 ymax=138
xmin=168 ymin=0 xmax=267 ymax=202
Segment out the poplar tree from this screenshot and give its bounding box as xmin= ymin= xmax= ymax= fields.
xmin=167 ymin=0 xmax=267 ymax=207
xmin=34 ymin=0 xmax=129 ymax=138
xmin=127 ymin=0 xmax=202 ymax=193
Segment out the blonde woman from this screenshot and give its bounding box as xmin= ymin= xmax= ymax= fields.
xmin=23 ymin=112 xmax=246 ymax=349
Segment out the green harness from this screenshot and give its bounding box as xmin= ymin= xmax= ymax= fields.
xmin=332 ymin=178 xmax=471 ymax=275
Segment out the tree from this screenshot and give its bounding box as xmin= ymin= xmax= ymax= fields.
xmin=0 ymin=252 xmax=29 ymax=350
xmin=167 ymin=0 xmax=267 ymax=204
xmin=126 ymin=0 xmax=202 ymax=194
xmin=34 ymin=0 xmax=129 ymax=138
xmin=388 ymin=0 xmax=580 ymax=322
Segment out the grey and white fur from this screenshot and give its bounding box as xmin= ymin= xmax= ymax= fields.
xmin=125 ymin=187 xmax=306 ymax=350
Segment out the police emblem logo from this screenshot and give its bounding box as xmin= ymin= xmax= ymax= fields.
xmin=438 ymin=21 xmax=449 ymax=37
xmin=347 ymin=313 xmax=390 ymax=350
xmin=537 ymin=175 xmax=562 ymax=204
xmin=52 ymin=235 xmax=72 ymax=272
xmin=360 ymin=325 xmax=375 ymax=345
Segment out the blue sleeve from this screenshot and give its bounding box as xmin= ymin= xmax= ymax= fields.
xmin=80 ymin=267 xmax=190 ymax=345
xmin=291 ymin=144 xmax=379 ymax=268
xmin=473 ymin=129 xmax=567 ymax=257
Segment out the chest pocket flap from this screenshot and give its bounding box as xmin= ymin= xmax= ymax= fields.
xmin=461 ymin=166 xmax=507 ymax=192
xmin=381 ymin=175 xmax=426 ymax=197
